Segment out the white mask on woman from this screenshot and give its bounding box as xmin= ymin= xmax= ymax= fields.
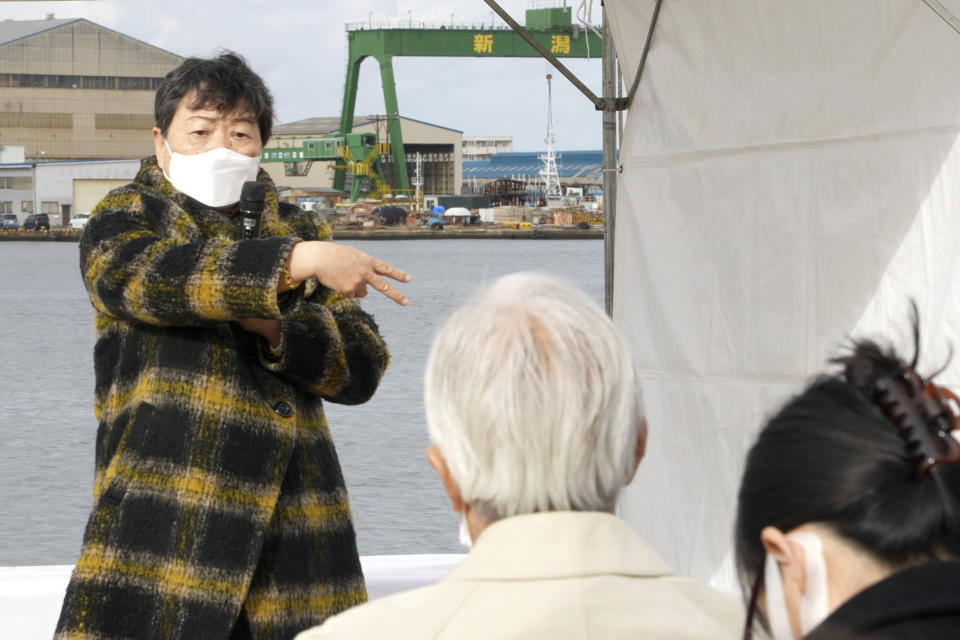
xmin=163 ymin=139 xmax=260 ymax=207
xmin=764 ymin=531 xmax=829 ymax=639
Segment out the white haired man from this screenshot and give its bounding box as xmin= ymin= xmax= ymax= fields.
xmin=296 ymin=272 xmax=743 ymax=639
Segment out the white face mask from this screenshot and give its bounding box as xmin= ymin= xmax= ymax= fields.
xmin=163 ymin=139 xmax=260 ymax=207
xmin=458 ymin=510 xmax=473 ymax=549
xmin=764 ymin=531 xmax=830 ymax=639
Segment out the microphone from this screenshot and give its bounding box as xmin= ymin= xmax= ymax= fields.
xmin=239 ymin=181 xmax=266 ymax=240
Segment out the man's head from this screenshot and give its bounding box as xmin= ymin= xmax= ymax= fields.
xmin=151 ymin=52 xmax=274 ymax=173
xmin=424 ymin=272 xmax=646 ymax=532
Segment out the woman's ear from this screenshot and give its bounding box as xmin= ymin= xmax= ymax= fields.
xmin=761 ymin=526 xmax=807 ymax=639
xmin=153 ymin=127 xmax=170 ymax=174
xmin=761 ymin=526 xmax=808 ymax=592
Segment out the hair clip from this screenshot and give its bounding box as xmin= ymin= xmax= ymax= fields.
xmin=874 ymin=368 xmax=960 ymax=478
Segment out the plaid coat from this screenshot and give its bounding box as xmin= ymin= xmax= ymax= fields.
xmin=56 ymin=157 xmax=387 ymax=639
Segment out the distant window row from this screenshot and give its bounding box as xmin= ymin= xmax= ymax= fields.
xmin=0 ymin=73 xmax=163 ymax=90
xmin=0 ymin=176 xmax=33 ymax=190
xmin=1 ymin=201 xmax=56 ymax=214
xmin=403 ymin=152 xmax=453 ymax=162
xmin=466 ymin=141 xmax=508 ymax=148
xmin=0 ymin=201 xmax=42 ymax=214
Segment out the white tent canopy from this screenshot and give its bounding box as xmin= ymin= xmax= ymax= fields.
xmin=607 ymin=0 xmax=960 ymax=590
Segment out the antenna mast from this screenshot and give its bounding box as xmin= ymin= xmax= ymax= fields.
xmin=539 ymin=73 xmax=562 ymax=203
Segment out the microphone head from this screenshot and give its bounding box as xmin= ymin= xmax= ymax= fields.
xmin=239 ymin=181 xmax=266 ymax=214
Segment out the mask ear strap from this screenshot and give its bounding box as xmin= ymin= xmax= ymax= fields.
xmin=160 ymin=139 xmax=175 ymax=183
xmin=789 ymin=531 xmax=829 ymax=633
xmin=763 ymin=550 xmax=794 ymax=640
xmin=457 ymin=510 xmax=473 ymax=549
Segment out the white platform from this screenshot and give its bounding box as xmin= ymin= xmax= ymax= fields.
xmin=0 ymin=554 xmax=464 ymax=640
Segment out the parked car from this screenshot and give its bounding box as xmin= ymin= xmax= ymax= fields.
xmin=22 ymin=213 xmax=50 ymax=231
xmin=70 ymin=213 xmax=91 ymax=230
xmin=1 ymin=214 xmax=17 ymax=230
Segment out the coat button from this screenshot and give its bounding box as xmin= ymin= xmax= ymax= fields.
xmin=273 ymin=401 xmax=293 ymax=418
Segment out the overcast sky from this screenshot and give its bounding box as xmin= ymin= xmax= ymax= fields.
xmin=5 ymin=0 xmax=608 ymax=151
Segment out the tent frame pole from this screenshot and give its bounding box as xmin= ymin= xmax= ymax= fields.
xmin=602 ymin=5 xmax=617 ymax=315
xmin=484 ymin=0 xmax=662 ymax=316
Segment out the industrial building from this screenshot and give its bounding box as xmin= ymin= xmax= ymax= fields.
xmin=0 ymin=153 xmax=139 ymax=226
xmin=0 ymin=17 xmax=182 ymax=161
xmin=462 ymin=149 xmax=604 ymax=194
xmin=262 ymin=115 xmax=462 ymax=197
xmin=0 ymin=17 xmax=555 ymax=219
xmin=462 ymin=136 xmax=513 ymax=161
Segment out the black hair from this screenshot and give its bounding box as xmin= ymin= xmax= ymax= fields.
xmin=154 ymin=51 xmax=274 ymax=143
xmin=734 ymin=325 xmax=960 ymax=589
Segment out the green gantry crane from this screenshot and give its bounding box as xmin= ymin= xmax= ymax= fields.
xmin=260 ymin=132 xmax=391 ymax=202
xmin=338 ymin=4 xmax=602 ymax=195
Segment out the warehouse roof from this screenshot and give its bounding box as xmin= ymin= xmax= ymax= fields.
xmin=275 ymin=114 xmax=462 ymax=136
xmin=0 ymin=18 xmax=77 ymax=46
xmin=0 ymin=17 xmax=182 ymax=59
xmin=0 ymin=158 xmax=138 ymax=169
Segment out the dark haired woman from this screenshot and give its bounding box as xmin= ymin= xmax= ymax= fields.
xmin=56 ymin=52 xmax=409 ymax=639
xmin=735 ymin=335 xmax=960 ymax=639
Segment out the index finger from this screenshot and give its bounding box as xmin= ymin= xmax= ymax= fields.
xmin=368 ymin=274 xmax=409 ymax=306
xmin=373 ymin=259 xmax=411 ymax=283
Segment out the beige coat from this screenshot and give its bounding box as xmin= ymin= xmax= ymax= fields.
xmin=296 ymin=511 xmax=744 ymax=639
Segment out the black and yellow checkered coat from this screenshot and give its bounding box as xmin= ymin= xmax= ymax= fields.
xmin=56 ymin=158 xmax=386 ymax=639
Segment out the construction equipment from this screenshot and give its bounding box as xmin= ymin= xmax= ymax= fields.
xmin=260 ymin=132 xmax=390 ymax=202
xmin=338 ymin=3 xmax=602 ymax=194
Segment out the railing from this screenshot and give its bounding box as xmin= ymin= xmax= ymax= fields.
xmin=346 ymin=21 xmax=513 ymax=32
xmin=528 ymin=0 xmax=570 ymax=9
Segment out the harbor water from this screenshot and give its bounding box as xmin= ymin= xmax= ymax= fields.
xmin=0 ymin=238 xmax=602 ymax=566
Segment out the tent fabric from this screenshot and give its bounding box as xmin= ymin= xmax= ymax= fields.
xmin=606 ymin=0 xmax=960 ymax=591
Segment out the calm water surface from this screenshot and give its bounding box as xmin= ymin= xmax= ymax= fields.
xmin=0 ymin=238 xmax=602 ymax=565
